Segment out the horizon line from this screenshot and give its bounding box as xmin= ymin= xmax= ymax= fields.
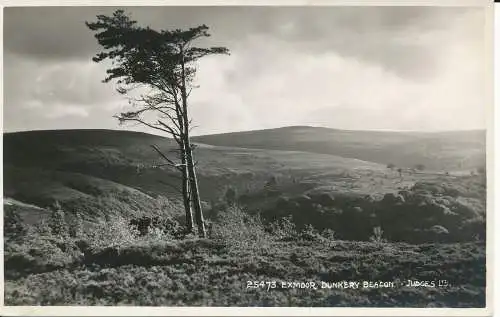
xmin=2 ymin=125 xmax=487 ymax=137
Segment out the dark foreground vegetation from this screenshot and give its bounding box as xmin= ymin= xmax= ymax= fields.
xmin=3 ymin=128 xmax=486 ymax=307
xmin=4 ymin=176 xmax=486 ymax=307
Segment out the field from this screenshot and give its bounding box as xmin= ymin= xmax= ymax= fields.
xmin=3 ymin=127 xmax=487 ymax=307
xmin=193 ymin=126 xmax=486 ymax=171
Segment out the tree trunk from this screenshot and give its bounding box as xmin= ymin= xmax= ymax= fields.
xmin=179 ymin=46 xmax=206 ymax=238
xmin=175 ymin=99 xmax=194 ymax=234
xmin=180 ymin=141 xmax=194 ymax=234
xmin=185 ymin=141 xmax=206 ymax=237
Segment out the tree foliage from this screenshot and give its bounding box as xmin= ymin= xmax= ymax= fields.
xmin=86 ymin=10 xmax=230 ymax=237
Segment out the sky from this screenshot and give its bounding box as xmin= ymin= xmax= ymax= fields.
xmin=3 ymin=5 xmax=489 ymax=136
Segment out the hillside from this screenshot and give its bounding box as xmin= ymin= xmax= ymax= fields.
xmin=3 ymin=128 xmax=487 ymax=307
xmin=3 ymin=128 xmax=486 ymax=224
xmin=193 ymin=126 xmax=486 ymax=171
xmin=3 ymin=129 xmax=385 ymax=218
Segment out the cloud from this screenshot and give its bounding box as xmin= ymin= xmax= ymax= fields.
xmin=3 ymin=6 xmax=488 ymax=134
xmin=4 ymin=7 xmax=100 ymax=61
xmin=3 ymin=52 xmax=121 ymax=131
xmin=187 ymin=12 xmax=486 ymax=134
xmin=4 ymin=52 xmax=117 ymax=116
xmin=44 ymin=104 xmax=90 ymax=119
xmin=27 ymin=60 xmax=116 ymax=107
xmin=269 ymin=6 xmax=484 ymax=80
xmin=4 ymin=6 xmax=483 ymax=80
xmin=3 ymin=6 xmax=255 ymax=61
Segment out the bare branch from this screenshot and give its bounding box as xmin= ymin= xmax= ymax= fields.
xmin=152 ymin=162 xmax=179 ymax=170
xmin=159 ymin=111 xmax=182 ymax=131
xmin=151 ymin=144 xmax=186 ymax=171
xmin=128 ymin=95 xmax=178 ymax=117
xmin=157 ymin=120 xmax=182 ymax=144
xmin=189 ymin=124 xmax=200 ymax=133
xmin=115 ymin=115 xmax=179 ymax=140
xmin=135 ymin=162 xmax=183 ymax=174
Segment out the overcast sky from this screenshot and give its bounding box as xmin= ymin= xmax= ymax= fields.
xmin=3 ymin=6 xmax=488 ymax=135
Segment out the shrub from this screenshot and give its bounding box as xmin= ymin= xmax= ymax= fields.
xmin=321 ymin=228 xmax=336 ymax=241
xmin=223 ymin=186 xmax=238 ymax=206
xmin=415 ymin=164 xmax=425 ymax=171
xmin=48 ymin=201 xmax=69 ymax=238
xmin=299 ymin=224 xmax=323 ymax=242
xmin=159 ymin=217 xmax=185 ymax=238
xmin=265 ymin=175 xmax=278 ymax=188
xmin=4 ymin=209 xmax=189 ymax=280
xmin=69 ymin=211 xmax=84 ymax=238
xmin=142 ymin=226 xmax=169 ymax=242
xmin=4 ymin=207 xmax=27 ymax=242
xmin=369 ymin=226 xmax=387 ymax=243
xmin=210 ymin=206 xmax=271 ymax=254
xmin=5 ymin=221 xmax=84 ymax=278
xmin=268 ymin=215 xmax=298 ymax=241
xmin=85 ymin=215 xmax=140 ymax=250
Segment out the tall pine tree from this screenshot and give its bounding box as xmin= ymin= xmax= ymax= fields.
xmin=86 ymin=10 xmax=229 ymax=237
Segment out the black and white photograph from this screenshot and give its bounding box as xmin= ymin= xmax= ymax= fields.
xmin=1 ymin=0 xmax=493 ymax=313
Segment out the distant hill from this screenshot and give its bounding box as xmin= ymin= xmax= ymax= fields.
xmin=3 ymin=127 xmax=486 ymax=222
xmin=193 ymin=126 xmax=486 ymax=171
xmin=3 ymin=129 xmax=384 ymax=218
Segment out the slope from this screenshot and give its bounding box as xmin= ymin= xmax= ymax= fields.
xmin=193 ymin=126 xmax=486 ymax=171
xmin=3 ymin=129 xmax=386 ymax=219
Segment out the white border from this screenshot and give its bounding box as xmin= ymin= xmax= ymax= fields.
xmin=0 ymin=0 xmax=494 ymax=6
xmin=0 ymin=0 xmax=495 ymax=316
xmin=0 ymin=306 xmax=495 ymax=316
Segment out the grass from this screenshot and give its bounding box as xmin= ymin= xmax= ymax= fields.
xmin=193 ymin=126 xmax=485 ymax=171
xmin=3 ymin=128 xmax=485 ymax=215
xmin=3 ymin=128 xmax=487 ymax=307
xmin=4 ymin=203 xmax=486 ymax=307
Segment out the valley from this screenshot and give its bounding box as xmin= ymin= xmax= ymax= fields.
xmin=3 ymin=127 xmax=487 ymax=307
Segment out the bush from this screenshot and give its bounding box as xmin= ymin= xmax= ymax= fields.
xmin=5 ymin=221 xmax=84 ymax=278
xmin=85 ymin=215 xmax=140 ymax=251
xmin=69 ymin=211 xmax=85 ymax=238
xmin=267 ymin=215 xmax=298 ymax=241
xmin=414 ymin=164 xmax=425 ymax=171
xmin=321 ymin=228 xmax=336 ymax=241
xmin=48 ymin=201 xmax=69 ymax=238
xmin=210 ymin=206 xmax=272 ymax=254
xmin=3 ymin=207 xmax=190 ymax=280
xmin=298 ymin=224 xmax=324 ymax=242
xmin=4 ymin=207 xmax=27 ymax=242
xmin=265 ymin=175 xmax=278 ymax=188
xmin=223 ymin=186 xmax=238 ymax=206
xmin=369 ymin=226 xmax=387 ymax=243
